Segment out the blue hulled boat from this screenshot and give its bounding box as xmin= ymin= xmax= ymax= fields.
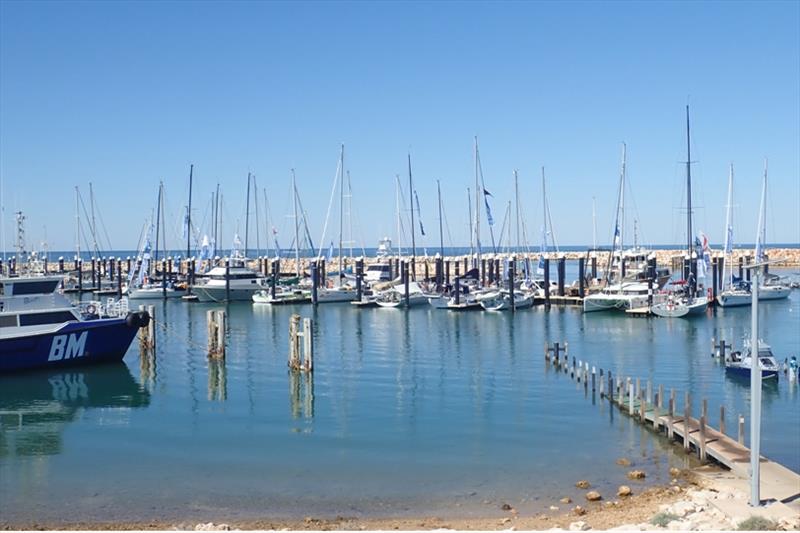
xmin=0 ymin=275 xmax=149 ymax=373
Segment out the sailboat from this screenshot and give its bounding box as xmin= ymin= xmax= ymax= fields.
xmin=127 ymin=182 xmax=185 ymax=299
xmin=316 ymin=145 xmax=358 ymax=303
xmin=717 ymin=160 xmax=790 ymax=307
xmin=253 ymin=170 xmax=312 ymax=304
xmin=583 ymin=145 xmax=652 ymax=313
xmin=652 ymin=106 xmax=709 ymax=317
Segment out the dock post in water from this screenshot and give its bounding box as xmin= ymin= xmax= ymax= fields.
xmin=117 ymin=261 xmax=122 ymax=297
xmin=302 ymin=317 xmax=313 ymax=372
xmin=225 ymin=258 xmax=231 ymax=302
xmin=454 ymin=261 xmax=460 ymax=305
xmin=578 ymin=257 xmax=585 ymax=298
xmin=356 ymin=258 xmax=363 ymax=301
xmin=543 ymin=257 xmax=551 ymax=307
xmin=271 ymin=259 xmax=278 ymax=299
xmin=591 ymin=254 xmax=597 ymax=279
xmin=720 ymin=405 xmax=726 ymax=434
xmin=607 ymin=371 xmax=613 ymax=401
xmin=628 ymin=380 xmax=634 ymax=415
xmin=288 ymin=314 xmax=300 ymax=367
xmin=162 ymin=259 xmax=167 ymax=298
xmin=668 ymin=394 xmax=675 ymax=439
xmin=509 ymin=257 xmax=516 ymax=311
xmin=311 ymin=262 xmax=318 ymax=305
xmin=403 ymin=260 xmax=410 ymax=306
xmin=557 ymin=255 xmax=565 ymax=296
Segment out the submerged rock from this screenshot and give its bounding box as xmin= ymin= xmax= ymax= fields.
xmin=585 ymin=491 xmax=602 ymax=501
xmin=560 ymin=497 xmax=572 ymax=504
xmin=669 ymin=467 xmax=681 ymax=477
xmin=616 ymin=458 xmax=631 ymax=466
xmin=617 ymin=485 xmax=632 ymax=497
xmin=575 ymin=480 xmax=591 ymax=489
xmin=627 ymin=470 xmax=646 ymax=480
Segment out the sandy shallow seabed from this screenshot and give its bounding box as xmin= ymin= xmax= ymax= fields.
xmin=4 ymin=466 xmax=798 ymax=531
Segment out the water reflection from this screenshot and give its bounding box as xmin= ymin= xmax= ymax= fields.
xmin=208 ymin=357 xmax=227 ymax=401
xmin=289 ymin=370 xmax=314 ymax=422
xmin=0 ymin=363 xmax=149 ymax=458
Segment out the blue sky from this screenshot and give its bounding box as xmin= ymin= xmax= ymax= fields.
xmin=1 ymin=0 xmax=798 ymax=255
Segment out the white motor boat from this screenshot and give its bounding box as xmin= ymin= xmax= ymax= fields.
xmin=315 ymin=284 xmax=358 ymax=303
xmin=375 ymin=282 xmax=428 ymax=308
xmin=192 ymin=261 xmax=266 ymax=303
xmin=582 ymin=281 xmax=650 ymax=313
xmin=252 ymin=287 xmax=311 ymax=304
xmin=127 ymin=283 xmax=186 ymax=300
xmin=478 ymin=289 xmax=534 ymax=311
xmin=717 ymin=281 xmax=791 ymax=307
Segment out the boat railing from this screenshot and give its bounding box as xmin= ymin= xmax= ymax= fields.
xmin=77 ymin=297 xmax=129 ymax=319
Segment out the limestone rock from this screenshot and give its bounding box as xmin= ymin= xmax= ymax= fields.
xmin=501 ymin=503 xmax=514 ymax=511
xmin=573 ymin=505 xmax=587 ymax=516
xmin=616 ymin=458 xmax=631 ymax=466
xmin=669 ymin=467 xmax=681 ymax=477
xmin=569 ymin=520 xmax=591 ymax=531
xmin=550 ymin=505 xmax=560 ymax=511
xmin=627 ymin=470 xmax=646 ymax=480
xmin=670 ymin=500 xmax=696 ymax=517
xmin=195 ymin=524 xmax=231 ymax=531
xmin=617 ymin=485 xmax=632 ymax=497
xmin=560 ymin=497 xmax=572 ymax=504
xmin=585 ymin=491 xmax=602 ymax=502
xmin=576 ymin=480 xmax=591 ymax=489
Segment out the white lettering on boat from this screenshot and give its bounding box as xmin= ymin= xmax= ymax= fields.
xmin=48 ymin=331 xmax=88 ymax=361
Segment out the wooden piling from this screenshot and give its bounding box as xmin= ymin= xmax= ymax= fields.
xmin=207 ymin=310 xmax=217 ymax=354
xmin=668 ymin=390 xmax=675 ymax=439
xmin=639 ymin=389 xmax=646 ymax=420
xmin=699 ymin=415 xmax=707 ymax=462
xmin=289 ymin=314 xmax=300 ymax=367
xmin=215 ymin=310 xmax=226 ymax=358
xmin=720 ymin=405 xmax=726 ymax=434
xmin=302 ymin=317 xmax=313 ymax=372
xmin=628 ymin=381 xmax=634 ymax=415
xmin=684 ymin=392 xmax=691 ymax=452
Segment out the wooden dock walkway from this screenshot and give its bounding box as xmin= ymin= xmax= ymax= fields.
xmin=544 ymin=345 xmax=800 ymax=505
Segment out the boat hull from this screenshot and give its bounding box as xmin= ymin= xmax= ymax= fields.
xmin=651 ymin=297 xmax=708 ymax=318
xmin=0 ymin=318 xmax=141 ymax=373
xmin=192 ymin=286 xmax=261 ymax=303
xmin=725 ymin=366 xmax=778 ymax=380
xmin=128 ymin=288 xmax=186 ymax=300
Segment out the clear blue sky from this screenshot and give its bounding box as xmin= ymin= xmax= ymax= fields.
xmin=1 ymin=0 xmax=798 ymax=255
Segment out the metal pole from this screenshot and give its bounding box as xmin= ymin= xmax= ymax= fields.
xmin=750 ymin=267 xmax=762 ymax=506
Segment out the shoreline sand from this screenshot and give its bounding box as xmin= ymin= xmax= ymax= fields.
xmin=4 ymin=467 xmax=798 ymax=531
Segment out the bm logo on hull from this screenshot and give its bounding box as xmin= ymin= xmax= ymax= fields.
xmin=48 ymin=332 xmax=89 ymax=361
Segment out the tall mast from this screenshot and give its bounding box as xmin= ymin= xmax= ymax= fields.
xmin=214 ymin=183 xmax=220 ymax=251
xmin=474 ymin=137 xmax=481 ymax=266
xmin=245 ymin=172 xmax=251 ymax=257
xmin=685 ymin=105 xmax=693 ymax=259
xmin=437 ymin=179 xmax=444 ymax=257
xmin=722 ymin=164 xmax=734 ymax=289
xmin=514 ymin=169 xmax=520 ymax=251
xmin=395 ymin=175 xmax=402 ymax=257
xmin=467 ymin=187 xmax=473 ymax=258
xmin=347 ymin=170 xmax=354 ymax=258
xmin=263 ymin=189 xmax=270 ymax=258
xmin=755 ymin=159 xmax=768 ymax=263
xmin=592 ymin=196 xmax=597 ymax=249
xmin=187 ymin=164 xmax=193 ymax=259
xmin=292 ymin=169 xmax=300 ymax=278
xmin=89 ymin=182 xmax=98 ymax=256
xmin=338 ymin=144 xmax=344 ymax=279
xmin=154 ymin=182 xmax=162 ymax=263
xmin=75 ymin=186 xmax=81 ymax=259
xmin=541 ymin=166 xmax=547 ymax=254
xmin=408 ymin=152 xmax=416 ymax=265
xmin=620 ymin=143 xmax=626 ymax=256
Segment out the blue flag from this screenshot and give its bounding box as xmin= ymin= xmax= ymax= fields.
xmin=414 ymin=191 xmax=426 ymax=236
xmin=484 ymin=195 xmax=494 ymax=226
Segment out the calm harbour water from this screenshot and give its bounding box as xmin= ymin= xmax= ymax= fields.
xmin=1 ymin=279 xmax=798 ymax=524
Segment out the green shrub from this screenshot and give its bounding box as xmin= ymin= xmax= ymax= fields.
xmin=650 ymin=512 xmax=680 ymax=527
xmin=736 ymin=516 xmax=778 ymax=531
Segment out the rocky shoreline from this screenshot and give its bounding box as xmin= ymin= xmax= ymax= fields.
xmin=5 ymin=465 xmax=798 ymax=531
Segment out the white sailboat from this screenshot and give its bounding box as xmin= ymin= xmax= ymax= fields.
xmin=652 ymin=106 xmax=708 ymax=317
xmin=717 ymin=160 xmax=790 ymax=307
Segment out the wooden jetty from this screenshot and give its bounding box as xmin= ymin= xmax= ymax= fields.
xmin=544 ymin=344 xmax=800 ymax=505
